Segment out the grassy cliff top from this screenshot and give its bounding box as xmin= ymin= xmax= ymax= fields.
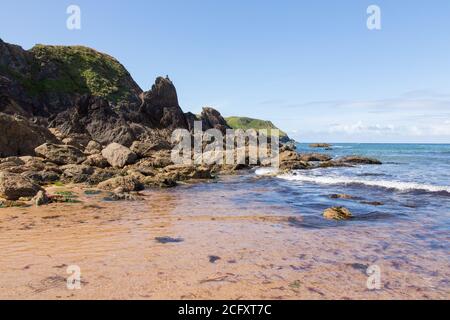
xmin=225 ymin=116 xmax=288 ymax=138
xmin=24 ymin=45 xmax=141 ymax=102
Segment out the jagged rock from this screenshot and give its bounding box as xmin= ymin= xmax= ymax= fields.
xmin=336 ymin=156 xmax=382 ymax=165
xmin=83 ymin=154 xmax=109 ymax=168
xmin=97 ymin=176 xmax=143 ymax=192
xmin=0 ymin=113 xmax=57 ymax=157
xmin=101 ymin=143 xmax=137 ymax=168
xmin=130 ymin=140 xmax=172 ymax=158
xmin=0 ymin=171 xmax=43 ymax=200
xmin=139 ymin=76 xmax=188 ymax=130
xmin=323 ymin=207 xmax=353 ymax=220
xmin=200 ymin=107 xmax=230 ymax=132
xmin=34 ymin=143 xmax=86 ymax=165
xmin=84 ymin=140 xmax=103 ymax=155
xmin=299 ymin=153 xmax=332 ymax=162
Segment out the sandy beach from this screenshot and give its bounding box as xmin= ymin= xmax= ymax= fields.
xmin=0 ymin=175 xmax=448 ymax=300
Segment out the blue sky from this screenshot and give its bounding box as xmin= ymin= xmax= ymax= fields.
xmin=1 ymin=0 xmax=449 ymax=142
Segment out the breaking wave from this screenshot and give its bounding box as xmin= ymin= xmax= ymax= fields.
xmin=276 ymin=173 xmax=450 ymax=195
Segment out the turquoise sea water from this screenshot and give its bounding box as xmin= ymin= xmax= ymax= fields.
xmin=188 ymin=143 xmax=450 ymax=250
xmin=162 ymin=143 xmax=449 ymax=296
xmin=274 ymin=143 xmax=450 ymax=230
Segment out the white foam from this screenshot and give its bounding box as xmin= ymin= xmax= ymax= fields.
xmin=255 ymin=167 xmax=280 ymax=176
xmin=277 ymin=173 xmax=450 ymax=194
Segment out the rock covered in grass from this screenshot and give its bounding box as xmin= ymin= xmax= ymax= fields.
xmin=323 ymin=207 xmax=353 ymax=220
xmin=0 ymin=171 xmax=43 ymax=200
xmin=101 ymin=143 xmax=137 ymax=168
xmin=34 ymin=143 xmax=86 ymax=165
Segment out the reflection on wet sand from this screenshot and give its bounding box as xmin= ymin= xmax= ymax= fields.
xmin=0 ymin=181 xmax=448 ymax=299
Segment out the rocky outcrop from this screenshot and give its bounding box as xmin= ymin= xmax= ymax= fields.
xmin=139 ymin=77 xmax=188 ymax=131
xmin=34 ymin=143 xmax=86 ymax=165
xmin=0 ymin=113 xmax=57 ymax=157
xmin=310 ymin=143 xmax=332 ymax=148
xmin=101 ymin=143 xmax=137 ymax=168
xmin=336 ymin=156 xmax=382 ymax=165
xmin=279 ymin=150 xmax=309 ymax=170
xmin=0 ymin=171 xmax=43 ymax=200
xmin=200 ymin=107 xmax=230 ymax=132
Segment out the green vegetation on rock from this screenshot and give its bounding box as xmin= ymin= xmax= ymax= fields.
xmin=2 ymin=44 xmax=140 ymax=103
xmin=29 ymin=45 xmax=137 ymax=102
xmin=225 ymin=116 xmax=288 ymax=138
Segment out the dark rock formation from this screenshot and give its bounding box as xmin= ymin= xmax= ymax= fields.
xmin=0 ymin=171 xmax=43 ymax=200
xmin=0 ymin=113 xmax=57 ymax=157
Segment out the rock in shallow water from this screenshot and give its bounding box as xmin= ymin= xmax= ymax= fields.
xmin=0 ymin=171 xmax=43 ymax=200
xmin=101 ymin=143 xmax=137 ymax=168
xmin=323 ymin=207 xmax=353 ymax=220
xmin=336 ymin=156 xmax=382 ymax=165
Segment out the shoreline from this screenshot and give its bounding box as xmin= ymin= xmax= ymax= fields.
xmin=0 ymin=174 xmax=448 ymax=300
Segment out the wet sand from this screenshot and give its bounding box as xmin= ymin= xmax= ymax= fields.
xmin=0 ymin=178 xmax=448 ymax=299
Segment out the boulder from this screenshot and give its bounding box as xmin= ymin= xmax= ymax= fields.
xmin=21 ymin=170 xmax=60 ymax=185
xmin=84 ymin=140 xmax=103 ymax=155
xmin=61 ymin=164 xmax=95 ymax=183
xmin=323 ymin=207 xmax=353 ymax=220
xmin=0 ymin=113 xmax=57 ymax=157
xmin=0 ymin=171 xmax=43 ymax=200
xmin=101 ymin=143 xmax=137 ymax=168
xmin=34 ymin=143 xmax=86 ymax=165
xmin=130 ymin=140 xmax=172 ymax=158
xmin=83 ymin=154 xmax=109 ymax=168
xmin=279 ymin=150 xmax=309 ymax=170
xmin=97 ymin=176 xmax=143 ymax=192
